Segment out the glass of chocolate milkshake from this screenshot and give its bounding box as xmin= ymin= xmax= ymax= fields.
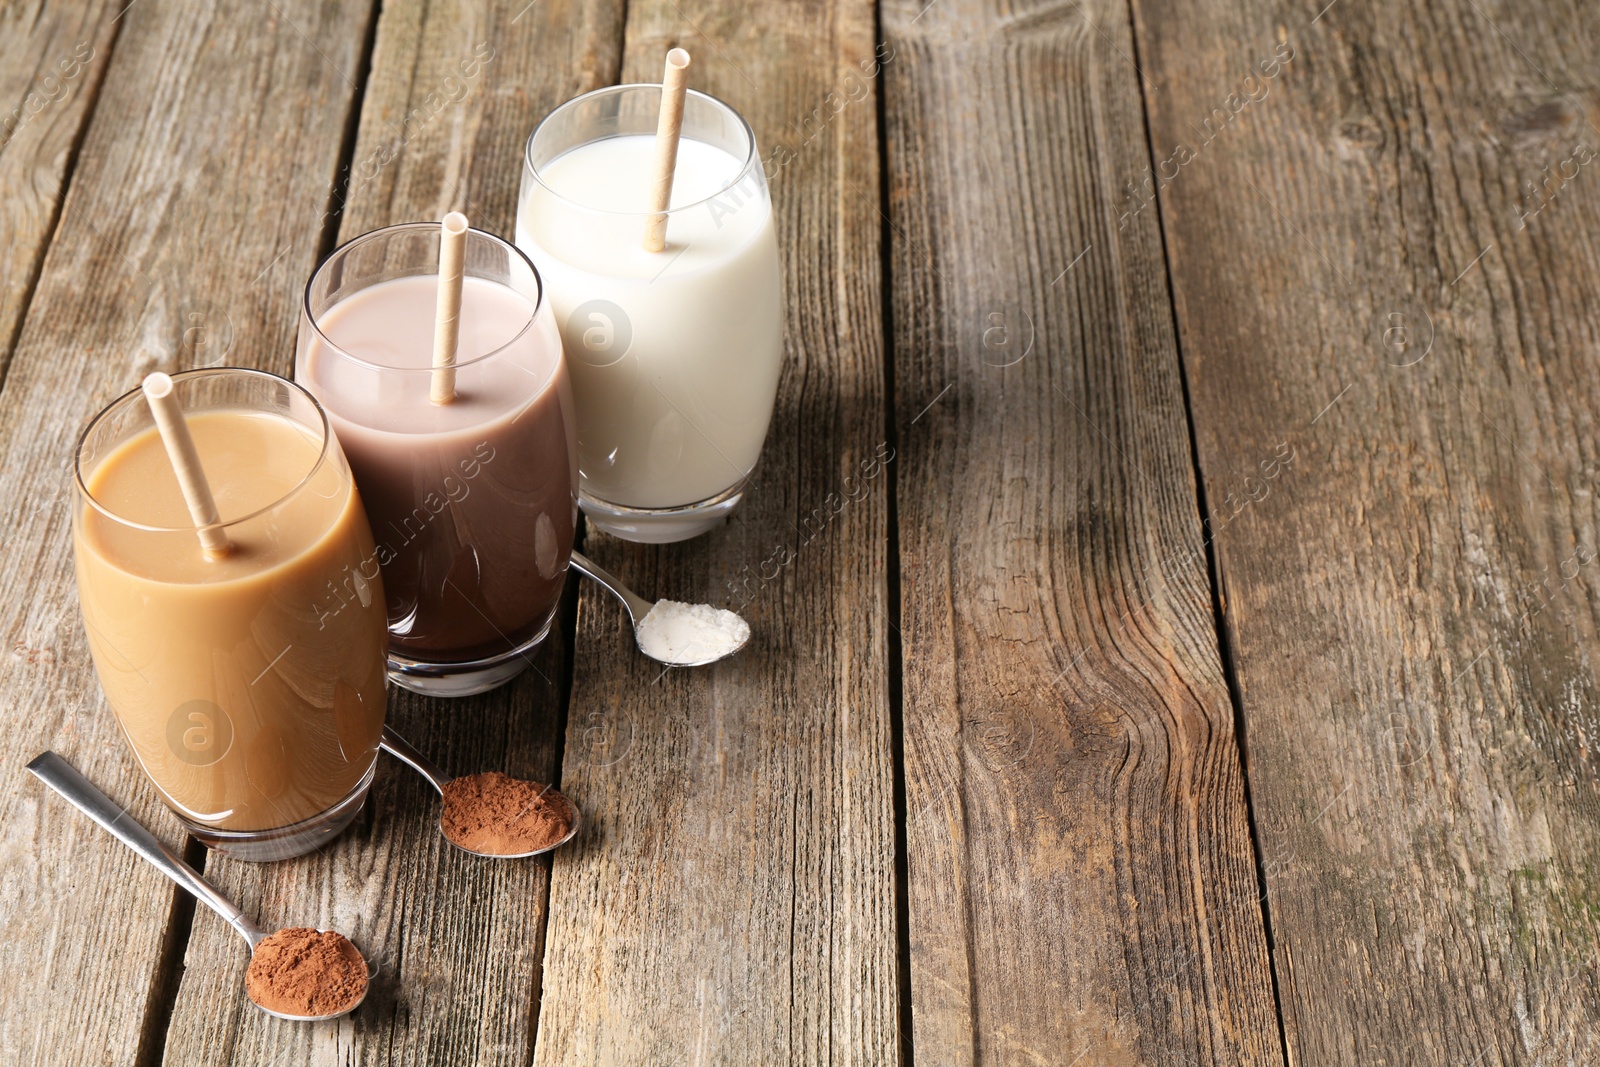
xmin=295 ymin=223 xmax=578 ymax=696
xmin=72 ymin=369 xmax=389 ymax=861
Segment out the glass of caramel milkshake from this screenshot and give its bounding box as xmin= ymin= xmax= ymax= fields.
xmin=72 ymin=368 xmax=389 ymax=860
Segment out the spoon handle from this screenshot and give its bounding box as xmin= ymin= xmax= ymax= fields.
xmin=569 ymin=550 xmax=657 ymax=624
xmin=26 ymin=752 xmax=266 ymax=949
xmin=379 ymin=725 xmax=450 ymax=795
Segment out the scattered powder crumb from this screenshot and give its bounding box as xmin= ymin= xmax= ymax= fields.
xmin=635 ymin=600 xmax=750 ymax=663
xmin=245 ymin=927 xmax=368 ymax=1018
xmin=440 ymin=771 xmax=573 ymax=855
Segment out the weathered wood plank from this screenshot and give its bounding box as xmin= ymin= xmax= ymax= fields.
xmin=881 ymin=0 xmax=1284 ymax=1062
xmin=532 ymin=1 xmax=899 ymax=1062
xmin=156 ymin=1 xmax=624 ymax=1064
xmin=333 ymin=0 xmax=625 ymax=241
xmin=0 ymin=0 xmax=121 ymax=385
xmin=0 ymin=2 xmax=376 ymax=1064
xmin=1130 ymin=0 xmax=1600 ymax=1061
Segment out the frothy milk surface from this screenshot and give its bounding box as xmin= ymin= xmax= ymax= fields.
xmin=298 ymin=275 xmax=578 ymax=663
xmin=76 ymin=411 xmax=388 ymax=831
xmin=517 ymin=134 xmax=783 ymax=509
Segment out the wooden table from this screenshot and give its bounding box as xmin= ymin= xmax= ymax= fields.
xmin=3 ymin=0 xmax=1597 ymax=1062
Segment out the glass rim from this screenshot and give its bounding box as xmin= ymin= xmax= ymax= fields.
xmin=74 ymin=367 xmax=337 ymax=535
xmin=302 ymin=222 xmax=547 ymax=374
xmin=523 ymin=84 xmax=760 ymax=218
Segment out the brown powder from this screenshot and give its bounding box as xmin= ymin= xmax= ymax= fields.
xmin=440 ymin=771 xmax=573 ymax=856
xmin=245 ymin=927 xmax=368 ymax=1018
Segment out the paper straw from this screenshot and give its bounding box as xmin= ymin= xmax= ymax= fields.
xmin=141 ymin=372 xmax=234 ymax=560
xmin=431 ymin=212 xmax=470 ymax=404
xmin=642 ymin=49 xmax=692 ymax=252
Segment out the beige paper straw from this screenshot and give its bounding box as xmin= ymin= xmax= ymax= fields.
xmin=642 ymin=48 xmax=692 ymax=253
xmin=431 ymin=211 xmax=470 ymax=404
xmin=141 ymin=372 xmax=233 ymax=560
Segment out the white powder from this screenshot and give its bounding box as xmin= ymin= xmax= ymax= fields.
xmin=635 ymin=600 xmax=751 ymax=664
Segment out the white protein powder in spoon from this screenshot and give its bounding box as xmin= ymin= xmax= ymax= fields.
xmin=635 ymin=600 xmax=751 ymax=663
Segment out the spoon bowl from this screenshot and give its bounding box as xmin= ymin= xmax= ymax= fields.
xmin=568 ymin=550 xmax=751 ymax=666
xmin=379 ymin=726 xmax=581 ymax=858
xmin=255 ymin=987 xmax=371 ymax=1023
xmin=26 ymin=752 xmax=370 ymax=1022
xmin=246 ymin=926 xmax=372 ymax=1021
xmin=442 ymin=786 xmax=582 ymax=860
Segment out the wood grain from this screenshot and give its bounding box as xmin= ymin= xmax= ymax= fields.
xmin=0 ymin=1 xmax=375 ymax=1064
xmin=0 ymin=0 xmax=120 ymax=384
xmin=531 ymin=1 xmax=900 ymax=1062
xmin=333 ymin=0 xmax=625 ymax=240
xmin=880 ymin=0 xmax=1284 ymax=1062
xmin=1130 ymin=0 xmax=1600 ymax=1061
xmin=156 ymin=1 xmax=625 ymax=1064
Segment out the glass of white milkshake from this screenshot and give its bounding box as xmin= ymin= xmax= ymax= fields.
xmin=516 ymin=85 xmax=783 ymax=543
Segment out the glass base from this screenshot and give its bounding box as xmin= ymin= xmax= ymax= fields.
xmin=183 ymin=759 xmax=376 ymax=862
xmin=386 ymin=612 xmax=555 ymax=697
xmin=580 ymin=481 xmax=746 ymax=543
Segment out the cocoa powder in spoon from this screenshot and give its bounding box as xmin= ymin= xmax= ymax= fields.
xmin=440 ymin=771 xmax=573 ymax=855
xmin=245 ymin=928 xmax=368 ymax=1018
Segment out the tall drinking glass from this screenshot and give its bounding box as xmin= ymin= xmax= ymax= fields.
xmin=516 ymin=85 xmax=783 ymax=543
xmin=296 ymin=223 xmax=577 ymax=697
xmin=72 ymin=368 xmax=389 ymax=861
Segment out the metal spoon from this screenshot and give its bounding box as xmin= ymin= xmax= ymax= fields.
xmin=569 ymin=550 xmax=751 ymax=666
xmin=379 ymin=726 xmax=580 ymax=858
xmin=25 ymin=752 xmax=369 ymax=1022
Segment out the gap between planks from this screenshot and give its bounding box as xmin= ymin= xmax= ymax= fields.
xmin=0 ymin=8 xmax=128 ymax=396
xmin=871 ymin=0 xmax=916 ymax=1061
xmin=1117 ymin=0 xmax=1293 ymax=1060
